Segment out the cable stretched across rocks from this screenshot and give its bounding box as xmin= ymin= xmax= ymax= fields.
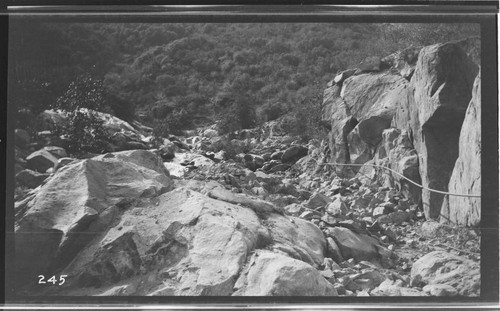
xmin=319 ymin=162 xmax=481 ymax=198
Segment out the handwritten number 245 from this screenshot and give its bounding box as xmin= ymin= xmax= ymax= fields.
xmin=38 ymin=275 xmax=67 ymax=285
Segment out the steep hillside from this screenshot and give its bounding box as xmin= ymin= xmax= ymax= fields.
xmin=9 ymin=22 xmax=479 ymax=136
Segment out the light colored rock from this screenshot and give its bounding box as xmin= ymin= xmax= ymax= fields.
xmin=334 ymin=72 xmax=408 ymax=171
xmin=15 ymin=150 xmax=174 ymax=288
xmin=233 ymin=250 xmax=338 ymax=296
xmin=325 ymin=227 xmax=380 ymax=262
xmin=63 ymin=187 xmax=270 ymax=296
xmin=411 ymin=251 xmax=480 ymax=296
xmin=348 ymin=269 xmax=386 ymax=291
xmin=441 ymin=72 xmax=481 ymax=227
xmin=266 ymin=213 xmax=326 ymax=267
xmin=372 ymin=206 xmax=388 ymax=218
xmin=325 ymin=199 xmax=348 ymax=217
xmin=97 ymin=285 xmax=134 ymax=296
xmin=341 ymin=73 xmax=407 ymax=124
xmin=42 ymin=146 xmax=67 ymax=158
xmin=371 ymin=279 xmax=426 ymax=296
xmin=93 ymin=149 xmax=169 ymax=176
xmin=163 ymin=162 xmax=188 ymax=178
xmin=284 ymin=203 xmax=303 ymax=216
xmin=423 ymin=284 xmax=458 ymax=297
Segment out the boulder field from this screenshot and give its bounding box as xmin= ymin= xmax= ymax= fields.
xmin=13 ymin=38 xmax=481 ymax=297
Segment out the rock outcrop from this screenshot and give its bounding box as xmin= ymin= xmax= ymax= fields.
xmin=395 ymin=42 xmax=478 ymax=220
xmin=321 ymin=38 xmax=480 ymax=225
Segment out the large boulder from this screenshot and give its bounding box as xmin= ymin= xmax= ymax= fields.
xmin=394 ymin=41 xmax=478 ymax=220
xmin=341 ymin=72 xmax=408 ymax=146
xmin=15 ymin=150 xmax=174 ymax=288
xmin=233 ymin=250 xmax=337 ymax=296
xmin=326 ymin=71 xmax=408 ymax=170
xmin=440 ymin=72 xmax=481 ymax=227
xmin=410 ymin=251 xmax=480 ymax=296
xmin=23 ymin=183 xmax=335 ymax=296
xmin=325 ymin=227 xmax=386 ymax=262
xmin=63 ymin=187 xmax=269 ymax=296
xmin=266 ymin=213 xmax=326 ymax=267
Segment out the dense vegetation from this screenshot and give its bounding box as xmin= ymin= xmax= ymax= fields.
xmin=9 ymin=21 xmax=479 ymax=139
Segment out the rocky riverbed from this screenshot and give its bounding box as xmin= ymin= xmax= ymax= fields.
xmin=13 ymin=38 xmax=481 ymax=297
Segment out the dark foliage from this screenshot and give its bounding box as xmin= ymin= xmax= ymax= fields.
xmin=9 ymin=21 xmax=479 ymax=137
xmin=51 ymin=74 xmax=109 ymax=156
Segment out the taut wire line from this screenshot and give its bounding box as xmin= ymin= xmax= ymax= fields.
xmin=319 ymin=162 xmax=481 ymax=198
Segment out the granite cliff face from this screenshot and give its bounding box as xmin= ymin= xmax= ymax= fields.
xmin=320 ymin=38 xmax=480 ymax=226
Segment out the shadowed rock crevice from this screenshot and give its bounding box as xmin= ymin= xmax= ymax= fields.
xmin=420 ymin=107 xmax=466 ymax=219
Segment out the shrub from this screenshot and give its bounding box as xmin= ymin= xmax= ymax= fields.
xmin=256 ymin=101 xmax=285 ymax=123
xmin=281 ymin=84 xmax=326 ymax=142
xmin=51 ymin=73 xmax=109 ymax=156
xmin=217 ymin=95 xmax=256 ymax=134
